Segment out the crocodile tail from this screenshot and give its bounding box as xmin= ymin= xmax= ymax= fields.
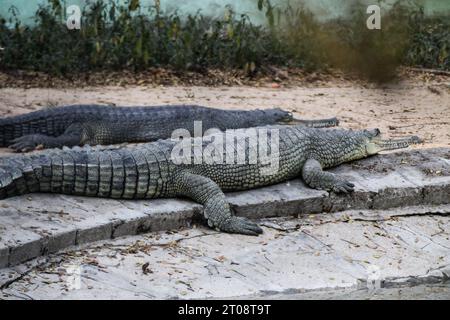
xmin=0 ymin=117 xmax=16 ymax=147
xmin=0 ymin=111 xmax=58 ymax=147
xmin=0 ymin=106 xmax=84 ymax=147
xmin=0 ymin=105 xmax=121 ymax=147
xmin=0 ymin=155 xmax=40 ymax=199
xmin=0 ymin=113 xmax=45 ymax=147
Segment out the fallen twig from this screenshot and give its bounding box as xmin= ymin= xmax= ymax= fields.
xmin=407 ymin=67 xmax=450 ymax=76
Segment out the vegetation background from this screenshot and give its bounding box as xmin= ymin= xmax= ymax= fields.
xmin=0 ymin=0 xmax=448 ymax=82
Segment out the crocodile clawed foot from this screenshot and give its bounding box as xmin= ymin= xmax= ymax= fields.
xmin=331 ymin=179 xmax=355 ymax=193
xmin=219 ymin=216 xmax=263 ymax=236
xmin=9 ymin=135 xmax=40 ymax=152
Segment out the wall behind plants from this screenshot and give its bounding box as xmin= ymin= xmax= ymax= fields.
xmin=2 ymin=0 xmax=262 ymax=25
xmin=1 ymin=0 xmax=449 ymax=26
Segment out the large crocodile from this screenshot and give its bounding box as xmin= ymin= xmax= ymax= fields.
xmin=0 ymin=125 xmax=420 ymax=235
xmin=0 ymin=104 xmax=338 ymax=152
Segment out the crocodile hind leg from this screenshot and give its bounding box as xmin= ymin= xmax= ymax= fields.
xmin=9 ymin=123 xmax=84 ymax=152
xmin=174 ymin=170 xmax=263 ymax=235
xmin=301 ymin=158 xmax=355 ymax=193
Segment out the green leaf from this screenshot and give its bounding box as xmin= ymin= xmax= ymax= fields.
xmin=143 ymin=49 xmax=150 ymax=65
xmin=135 ymin=37 xmax=142 ymax=57
xmin=129 ymin=0 xmax=140 ymax=11
xmin=109 ymin=4 xmax=116 ymax=20
xmin=95 ymin=41 xmax=101 ymax=53
xmin=258 ymin=0 xmax=264 ymax=11
xmin=227 ymin=24 xmax=234 ymax=39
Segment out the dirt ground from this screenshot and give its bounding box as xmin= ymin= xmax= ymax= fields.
xmin=0 ymin=75 xmax=449 ymax=154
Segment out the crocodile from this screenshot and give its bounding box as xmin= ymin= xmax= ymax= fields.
xmin=0 ymin=125 xmax=420 ymax=235
xmin=0 ymin=104 xmax=339 ymax=152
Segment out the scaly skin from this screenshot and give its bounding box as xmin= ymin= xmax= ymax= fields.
xmin=0 ymin=126 xmax=420 ymax=235
xmin=0 ymin=104 xmax=339 ymax=152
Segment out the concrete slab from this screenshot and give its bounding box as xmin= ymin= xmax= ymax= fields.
xmin=237 ymin=283 xmax=450 ymax=300
xmin=0 ymin=148 xmax=449 ymax=268
xmin=1 ymin=208 xmax=449 ymax=299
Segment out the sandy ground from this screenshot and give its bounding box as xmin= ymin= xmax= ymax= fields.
xmin=0 ymin=77 xmax=449 ymax=154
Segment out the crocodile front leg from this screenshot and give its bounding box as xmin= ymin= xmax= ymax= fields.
xmin=291 ymin=117 xmax=340 ymax=128
xmin=9 ymin=123 xmax=84 ymax=152
xmin=301 ymin=158 xmax=355 ymax=193
xmin=174 ymin=170 xmax=263 ymax=236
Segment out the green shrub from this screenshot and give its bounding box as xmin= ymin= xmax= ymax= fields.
xmin=0 ymin=0 xmax=448 ymax=78
xmin=405 ymin=8 xmax=449 ymax=70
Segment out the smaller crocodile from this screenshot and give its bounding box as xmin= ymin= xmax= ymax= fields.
xmin=0 ymin=125 xmax=420 ymax=235
xmin=0 ymin=104 xmax=339 ymax=152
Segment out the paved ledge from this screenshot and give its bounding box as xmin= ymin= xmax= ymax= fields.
xmin=1 ymin=206 xmax=449 ymax=299
xmin=236 ymin=284 xmax=450 ymax=300
xmin=0 ymin=148 xmax=449 ymax=268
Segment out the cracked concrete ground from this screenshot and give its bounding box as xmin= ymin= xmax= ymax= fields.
xmin=241 ymin=283 xmax=450 ymax=299
xmin=0 ymin=210 xmax=449 ymax=299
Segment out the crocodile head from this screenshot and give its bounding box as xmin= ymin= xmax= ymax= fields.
xmin=310 ymin=129 xmax=421 ymax=167
xmin=267 ymin=108 xmax=295 ymax=124
xmin=362 ymin=128 xmax=422 ymax=155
